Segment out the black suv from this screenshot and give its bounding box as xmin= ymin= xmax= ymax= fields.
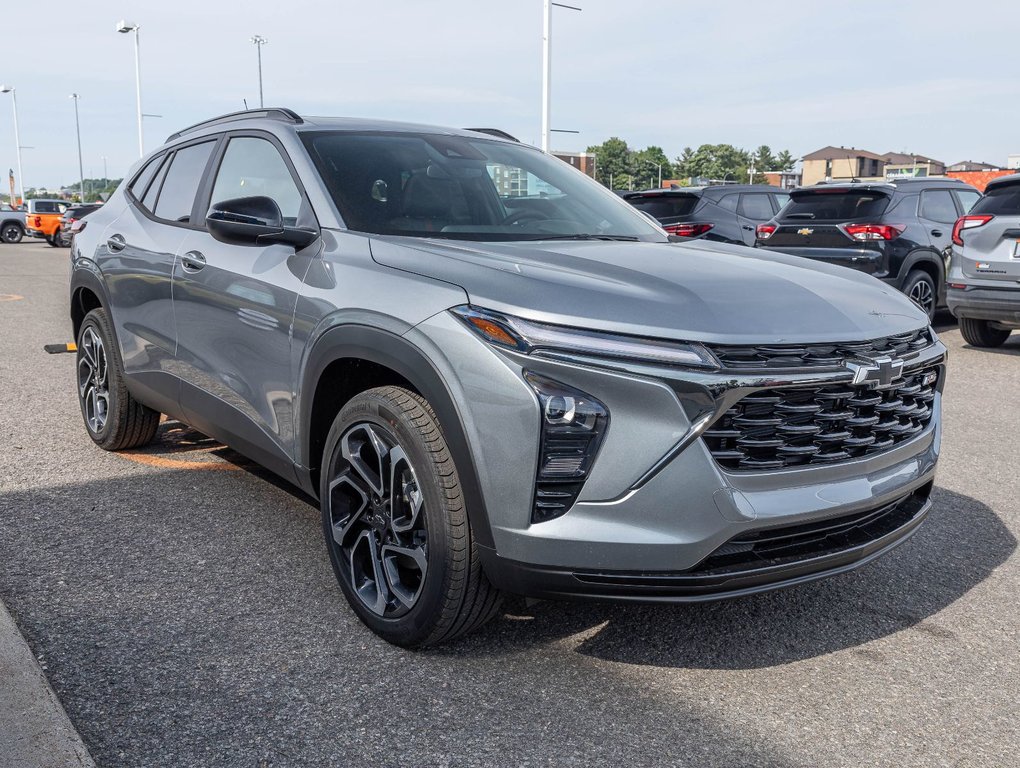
xmin=755 ymin=179 xmax=980 ymax=319
xmin=623 ymin=185 xmax=790 ymax=246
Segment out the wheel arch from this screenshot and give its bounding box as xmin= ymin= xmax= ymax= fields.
xmin=299 ymin=323 xmax=495 ymax=549
xmin=69 ymin=264 xmax=111 ymax=340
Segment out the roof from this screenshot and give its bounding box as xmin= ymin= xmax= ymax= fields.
xmin=882 ymin=152 xmax=943 ymax=166
xmin=792 ymin=178 xmax=972 ymax=195
xmin=984 ymin=173 xmax=1020 ymax=192
xmin=802 ymin=146 xmax=885 ymax=162
xmin=947 ymin=160 xmax=1000 ymax=171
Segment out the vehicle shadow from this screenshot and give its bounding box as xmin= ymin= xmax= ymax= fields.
xmin=958 ymin=336 xmax=1020 ymax=357
xmin=446 ymin=487 xmax=1014 ymax=669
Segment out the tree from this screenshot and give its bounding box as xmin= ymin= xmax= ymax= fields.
xmin=674 ymin=144 xmax=751 ymax=183
xmin=632 ymin=146 xmax=674 ymax=189
xmin=586 ymin=137 xmax=633 ymax=189
xmin=751 ymin=145 xmax=776 ymax=179
xmin=775 ymin=150 xmax=796 ymax=171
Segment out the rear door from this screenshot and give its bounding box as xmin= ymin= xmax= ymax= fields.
xmin=735 ymin=192 xmax=776 ymax=245
xmin=958 ymin=180 xmax=1020 ymax=285
xmin=917 ymin=188 xmax=958 ymax=254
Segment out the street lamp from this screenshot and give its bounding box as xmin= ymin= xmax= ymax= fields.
xmin=0 ymin=86 xmax=25 ymax=206
xmin=250 ymin=35 xmax=267 ymax=108
xmin=541 ymin=0 xmax=582 ymax=153
xmin=70 ymin=94 xmax=86 ymax=202
xmin=116 ymin=20 xmax=144 ymax=157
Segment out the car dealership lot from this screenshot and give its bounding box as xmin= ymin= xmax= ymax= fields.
xmin=1 ymin=242 xmax=1018 ymax=767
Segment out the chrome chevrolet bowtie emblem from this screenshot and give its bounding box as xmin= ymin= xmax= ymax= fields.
xmin=846 ymin=356 xmax=904 ymax=390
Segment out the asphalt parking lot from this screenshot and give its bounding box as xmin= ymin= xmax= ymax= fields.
xmin=1 ymin=240 xmax=1018 ymax=767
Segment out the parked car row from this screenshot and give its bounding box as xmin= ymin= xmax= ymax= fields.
xmin=626 ymin=178 xmax=986 ymax=325
xmin=0 ymin=200 xmax=101 ymax=247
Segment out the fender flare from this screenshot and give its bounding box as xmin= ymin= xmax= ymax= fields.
xmin=896 ymin=248 xmax=945 ymax=287
xmin=69 ymin=260 xmax=113 ymax=337
xmin=299 ymin=323 xmax=495 ymax=549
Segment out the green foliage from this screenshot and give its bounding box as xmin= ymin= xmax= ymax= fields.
xmin=775 ymin=150 xmax=796 ymax=172
xmin=631 ymin=146 xmax=674 ymax=190
xmin=586 ymin=137 xmax=633 ymax=189
xmin=670 ymin=142 xmax=797 ymax=185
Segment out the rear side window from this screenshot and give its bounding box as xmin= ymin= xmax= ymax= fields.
xmin=717 ymin=194 xmax=739 ymax=212
xmin=781 ymin=191 xmax=890 ymax=221
xmin=153 ymin=141 xmax=216 ymax=224
xmin=627 ymin=194 xmax=699 ymax=219
xmin=141 ymin=159 xmax=171 ymax=213
xmin=919 ymin=189 xmax=958 ymax=224
xmin=737 ymin=193 xmax=774 ymax=219
xmin=35 ymin=201 xmax=64 ymax=214
xmin=972 ymin=185 xmax=1020 ymax=215
xmin=773 ymin=193 xmax=790 ymax=210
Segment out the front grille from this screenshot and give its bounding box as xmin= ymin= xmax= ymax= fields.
xmin=708 ymin=328 xmax=932 ymax=369
xmin=704 ymin=365 xmax=939 ymax=471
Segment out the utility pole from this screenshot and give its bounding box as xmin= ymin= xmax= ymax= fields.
xmin=251 ymin=35 xmax=267 ymax=108
xmin=70 ymin=94 xmax=86 ymax=202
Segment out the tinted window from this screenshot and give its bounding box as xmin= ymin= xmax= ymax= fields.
xmin=953 ymin=189 xmax=980 ymax=214
xmin=781 ymin=190 xmax=890 ymax=220
xmin=626 ymin=194 xmax=699 ymax=220
xmin=717 ymin=194 xmax=739 ymax=212
xmin=300 ymin=131 xmax=663 ymax=241
xmin=130 ymin=155 xmax=164 ymax=200
xmin=35 ymin=201 xmax=65 ymax=214
xmin=773 ymin=193 xmax=791 ymax=210
xmin=141 ymin=158 xmax=171 ymax=213
xmin=919 ymin=189 xmax=958 ymax=224
xmin=210 ymin=137 xmax=303 ymax=224
xmin=737 ymin=193 xmax=774 ymax=219
xmin=153 ymin=141 xmax=216 ymax=223
xmin=971 ymin=186 xmax=1020 ymax=215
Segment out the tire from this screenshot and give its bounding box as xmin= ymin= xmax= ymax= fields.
xmin=1 ymin=222 xmax=23 ymax=243
xmin=47 ymin=232 xmax=61 ymax=247
xmin=959 ymin=317 xmax=1011 ymax=348
xmin=76 ymin=308 xmax=161 ymax=450
xmin=902 ymin=270 xmax=937 ymax=321
xmin=320 ymin=386 xmax=502 ymax=648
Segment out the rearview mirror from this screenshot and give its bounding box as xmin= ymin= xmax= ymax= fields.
xmin=206 ymin=196 xmax=318 ymax=249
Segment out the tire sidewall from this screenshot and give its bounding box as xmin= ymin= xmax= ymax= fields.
xmin=2 ymin=224 xmax=22 ymax=243
xmin=319 ymin=390 xmax=455 ymax=645
xmin=903 ymin=271 xmax=936 ymax=321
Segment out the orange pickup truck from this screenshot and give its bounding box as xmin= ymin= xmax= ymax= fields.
xmin=25 ymin=199 xmax=70 ymax=246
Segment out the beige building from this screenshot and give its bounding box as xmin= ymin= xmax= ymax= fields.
xmin=882 ymin=152 xmax=945 ymax=179
xmin=801 ymin=147 xmax=885 ymax=186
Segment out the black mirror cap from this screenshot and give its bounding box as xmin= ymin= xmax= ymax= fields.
xmin=206 ymin=195 xmax=318 ymax=249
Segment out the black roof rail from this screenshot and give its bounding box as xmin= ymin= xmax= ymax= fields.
xmin=166 ymin=108 xmax=303 ymax=143
xmin=464 ymin=127 xmax=520 ymax=142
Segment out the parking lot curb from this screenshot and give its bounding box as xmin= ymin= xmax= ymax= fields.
xmin=0 ymin=600 xmax=96 ymax=768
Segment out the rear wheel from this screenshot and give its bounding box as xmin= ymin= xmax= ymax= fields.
xmin=320 ymin=386 xmax=502 ymax=648
xmin=1 ymin=223 xmax=22 ymax=243
xmin=47 ymin=232 xmax=61 ymax=247
xmin=959 ymin=317 xmax=1011 ymax=348
xmin=76 ymin=308 xmax=161 ymax=450
xmin=903 ymin=270 xmax=937 ymax=320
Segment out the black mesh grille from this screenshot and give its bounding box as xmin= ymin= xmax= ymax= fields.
xmin=704 ymin=365 xmax=939 ymax=471
xmin=709 ymin=328 xmax=932 ymax=370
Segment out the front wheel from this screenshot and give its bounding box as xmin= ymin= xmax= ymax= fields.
xmin=903 ymin=270 xmax=937 ymax=321
xmin=320 ymin=386 xmax=502 ymax=648
xmin=959 ymin=317 xmax=1011 ymax=348
xmin=1 ymin=223 xmax=23 ymax=243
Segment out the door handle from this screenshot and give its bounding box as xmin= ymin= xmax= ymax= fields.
xmin=107 ymin=233 xmax=126 ymax=252
xmin=742 ymin=225 xmax=754 ymax=231
xmin=181 ymin=250 xmax=207 ymax=272
xmin=931 ymin=229 xmax=943 ymax=237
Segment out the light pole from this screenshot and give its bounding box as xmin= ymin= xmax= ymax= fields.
xmin=116 ymin=20 xmax=144 ymax=157
xmin=70 ymin=94 xmax=86 ymax=202
xmin=250 ymin=35 xmax=267 ymax=108
xmin=541 ymin=1 xmax=582 ymax=153
xmin=101 ymin=156 xmax=108 ymax=184
xmin=0 ymin=86 xmax=25 ymax=205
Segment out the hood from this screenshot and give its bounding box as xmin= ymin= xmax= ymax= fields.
xmin=368 ymin=236 xmax=928 ymax=345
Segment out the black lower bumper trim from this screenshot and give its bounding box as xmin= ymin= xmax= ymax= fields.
xmin=484 ymin=485 xmax=932 ymax=603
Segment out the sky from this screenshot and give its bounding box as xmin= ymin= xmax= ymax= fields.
xmin=2 ymin=0 xmax=1018 ymax=189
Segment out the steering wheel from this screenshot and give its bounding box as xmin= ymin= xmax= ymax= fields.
xmin=502 ymin=209 xmax=546 ymax=226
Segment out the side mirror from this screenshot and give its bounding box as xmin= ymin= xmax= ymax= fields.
xmin=206 ymin=196 xmax=318 ymax=249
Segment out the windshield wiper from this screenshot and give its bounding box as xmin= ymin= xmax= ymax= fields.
xmin=785 ymin=213 xmax=816 ymax=219
xmin=524 ymin=234 xmax=642 ymax=242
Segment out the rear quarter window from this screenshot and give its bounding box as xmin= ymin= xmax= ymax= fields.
xmin=781 ymin=191 xmax=890 ymax=221
xmin=972 ymin=186 xmax=1020 ymax=215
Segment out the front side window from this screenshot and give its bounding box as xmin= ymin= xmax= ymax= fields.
xmin=210 ymin=137 xmax=303 ymax=224
xmin=300 ymin=131 xmax=664 ymax=242
xmin=153 ymin=141 xmax=216 ymax=224
xmin=953 ymin=189 xmax=981 ymax=214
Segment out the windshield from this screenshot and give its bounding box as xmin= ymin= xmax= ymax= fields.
xmin=781 ymin=190 xmax=890 ymax=221
xmin=300 ymin=131 xmax=665 ymax=242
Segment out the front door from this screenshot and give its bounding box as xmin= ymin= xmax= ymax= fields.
xmin=172 ymin=133 xmax=317 ymax=478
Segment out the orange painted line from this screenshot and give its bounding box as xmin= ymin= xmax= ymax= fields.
xmin=119 ymin=452 xmax=242 ymax=471
xmin=0 ymin=293 xmax=24 ymax=302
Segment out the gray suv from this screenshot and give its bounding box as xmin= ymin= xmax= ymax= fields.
xmin=69 ymin=109 xmax=946 ymax=647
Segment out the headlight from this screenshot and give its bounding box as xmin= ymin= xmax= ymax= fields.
xmin=451 ymin=305 xmax=719 ymax=369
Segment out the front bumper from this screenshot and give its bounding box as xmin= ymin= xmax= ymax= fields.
xmin=409 ymin=314 xmax=945 ymax=601
xmin=947 ymin=286 xmax=1020 ymax=325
